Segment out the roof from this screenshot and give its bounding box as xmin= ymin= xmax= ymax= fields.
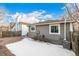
xmin=19 ymin=22 xmax=29 ymax=25
xmin=34 ymin=20 xmax=74 ymax=25
xmin=0 ymin=25 xmax=8 ymax=28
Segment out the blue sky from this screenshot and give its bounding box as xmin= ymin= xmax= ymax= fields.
xmin=0 ymin=3 xmax=65 ymax=25
xmin=0 ymin=3 xmax=65 ymax=14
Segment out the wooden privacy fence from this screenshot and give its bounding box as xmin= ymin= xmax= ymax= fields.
xmin=1 ymin=31 xmax=21 ymax=37
xmin=71 ymin=31 xmax=79 ymax=56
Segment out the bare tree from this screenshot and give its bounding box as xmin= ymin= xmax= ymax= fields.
xmin=64 ymin=3 xmax=79 ymax=31
xmin=0 ymin=8 xmax=7 ymax=21
xmin=9 ymin=14 xmax=20 ymax=31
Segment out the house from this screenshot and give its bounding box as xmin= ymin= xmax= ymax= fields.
xmin=0 ymin=22 xmax=22 ymax=37
xmin=10 ymin=21 xmax=29 ymax=36
xmin=19 ymin=22 xmax=29 ymax=36
xmin=0 ymin=26 xmax=9 ymax=31
xmin=0 ymin=22 xmax=9 ymax=31
xmin=28 ymin=20 xmax=74 ymax=49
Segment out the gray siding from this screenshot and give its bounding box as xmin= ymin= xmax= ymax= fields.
xmin=36 ymin=25 xmax=60 ymax=40
xmin=36 ymin=24 xmax=61 ymax=44
xmin=28 ymin=23 xmax=71 ymax=45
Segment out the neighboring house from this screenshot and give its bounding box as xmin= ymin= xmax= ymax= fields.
xmin=0 ymin=22 xmax=8 ymax=31
xmin=0 ymin=22 xmax=9 ymax=31
xmin=10 ymin=21 xmax=29 ymax=36
xmin=0 ymin=22 xmax=22 ymax=37
xmin=0 ymin=21 xmax=29 ymax=37
xmin=0 ymin=26 xmax=9 ymax=31
xmin=10 ymin=22 xmax=21 ymax=31
xmin=19 ymin=22 xmax=29 ymax=36
xmin=28 ymin=20 xmax=74 ymax=49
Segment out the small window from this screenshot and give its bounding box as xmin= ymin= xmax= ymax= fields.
xmin=31 ymin=27 xmax=35 ymax=31
xmin=30 ymin=26 xmax=36 ymax=32
xmin=49 ymin=24 xmax=60 ymax=34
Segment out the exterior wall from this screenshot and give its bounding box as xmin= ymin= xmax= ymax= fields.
xmin=21 ymin=24 xmax=29 ymax=36
xmin=28 ymin=26 xmax=37 ymax=38
xmin=28 ymin=23 xmax=71 ymax=45
xmin=36 ymin=24 xmax=60 ymax=40
xmin=36 ymin=24 xmax=62 ymax=44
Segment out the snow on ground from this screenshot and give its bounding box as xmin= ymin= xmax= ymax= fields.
xmin=6 ymin=38 xmax=75 ymax=56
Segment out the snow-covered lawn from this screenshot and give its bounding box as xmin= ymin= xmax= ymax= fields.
xmin=6 ymin=38 xmax=75 ymax=56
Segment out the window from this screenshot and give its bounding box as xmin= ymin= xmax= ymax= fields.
xmin=30 ymin=26 xmax=36 ymax=32
xmin=51 ymin=26 xmax=58 ymax=33
xmin=31 ymin=27 xmax=35 ymax=31
xmin=49 ymin=24 xmax=60 ymax=34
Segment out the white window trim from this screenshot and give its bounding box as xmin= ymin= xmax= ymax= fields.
xmin=30 ymin=25 xmax=36 ymax=32
xmin=49 ymin=24 xmax=60 ymax=34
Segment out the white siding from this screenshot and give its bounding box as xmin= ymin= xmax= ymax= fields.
xmin=22 ymin=24 xmax=29 ymax=36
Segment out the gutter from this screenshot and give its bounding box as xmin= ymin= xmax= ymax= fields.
xmin=34 ymin=21 xmax=74 ymax=26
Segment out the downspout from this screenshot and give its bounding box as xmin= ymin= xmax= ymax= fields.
xmin=63 ymin=17 xmax=72 ymax=49
xmin=64 ymin=17 xmax=66 ymax=41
